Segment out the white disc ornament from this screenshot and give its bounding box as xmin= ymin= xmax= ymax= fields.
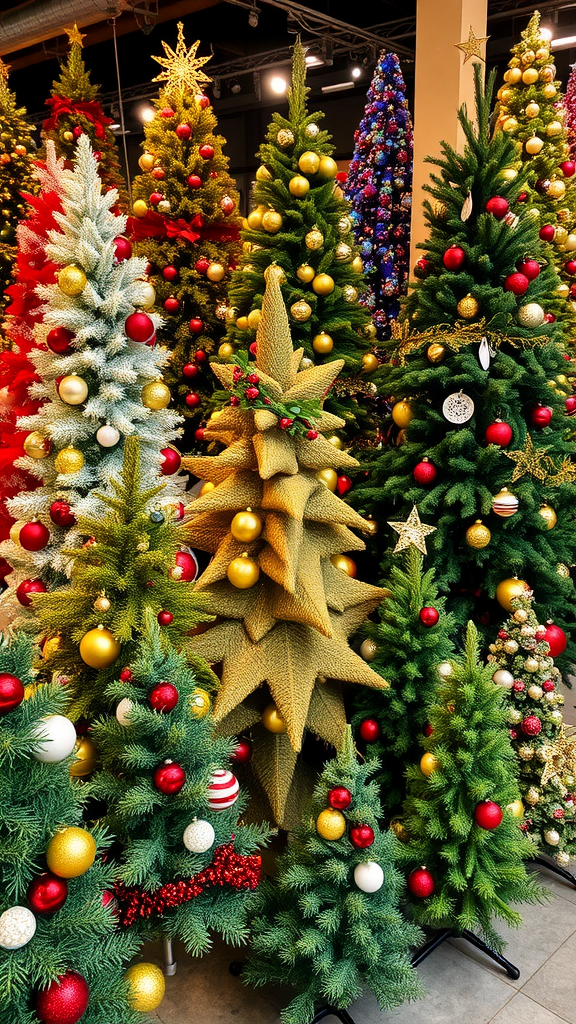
xmin=0 ymin=906 xmax=37 ymax=949
xmin=183 ymin=819 xmax=215 ymax=853
xmin=518 ymin=302 xmax=545 ymax=328
xmin=353 ymin=860 xmax=384 ymax=893
xmin=442 ymin=392 xmax=474 ymax=424
xmin=116 ymin=698 xmax=134 ymax=726
xmin=96 ymin=424 xmax=120 ymax=448
xmin=207 ymin=769 xmax=240 ymax=810
xmin=492 ymin=487 xmax=519 ymax=518
xmin=31 ymin=715 xmax=77 ymax=763
xmin=492 ymin=669 xmax=514 ymax=689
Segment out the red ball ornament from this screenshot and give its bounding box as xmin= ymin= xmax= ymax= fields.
xmin=185 ymin=392 xmax=200 ymax=408
xmin=516 ymin=258 xmax=540 ymax=281
xmin=160 ymin=447 xmax=181 ymax=475
xmin=209 ymin=171 xmax=218 ymax=179
xmin=517 ymin=191 xmax=528 ymax=203
xmin=151 ymin=167 xmax=165 ymax=180
xmin=36 ymin=970 xmax=89 ymax=1024
xmin=359 ymin=718 xmax=381 ymax=742
xmin=113 ymin=236 xmax=132 ymax=262
xmin=413 ymin=458 xmax=437 ymax=485
xmin=231 ymin=738 xmax=252 ymax=764
xmin=157 ymin=610 xmax=174 ymax=626
xmin=16 ymin=578 xmax=47 ymax=607
xmin=504 ymin=272 xmax=529 ymax=296
xmin=521 ymin=714 xmax=542 ymax=736
xmin=544 ymin=313 xmax=556 ymax=323
xmin=183 ymin=363 xmax=198 ymax=377
xmin=485 ymin=196 xmax=509 ymax=219
xmin=176 ymin=122 xmax=192 ymax=140
xmin=419 ymin=606 xmax=439 ymax=627
xmin=149 ymin=682 xmax=179 ymax=713
xmin=443 ymin=245 xmax=465 ymax=271
xmin=539 ymin=224 xmax=556 ymax=242
xmin=189 ymin=318 xmax=203 ymax=334
xmin=414 ymin=257 xmax=432 ymax=279
xmin=195 ymin=257 xmax=210 ymax=275
xmin=561 ymin=160 xmax=576 ymax=177
xmin=154 ymin=761 xmax=185 ymax=794
xmin=49 ymin=500 xmax=76 ymax=527
xmin=350 ymin=823 xmax=375 ymax=849
xmin=119 ymin=668 xmax=133 ymax=682
xmin=187 ymin=174 xmax=202 ymax=189
xmin=199 ymin=144 xmax=215 ymax=160
xmin=542 ymin=623 xmax=567 ymax=658
xmin=164 ymin=296 xmax=180 ymax=314
xmin=172 ymin=502 xmax=185 ymax=521
xmin=565 ymin=259 xmax=576 ymax=276
xmin=221 ymin=195 xmax=235 ymax=215
xmin=336 ymin=474 xmax=353 ymax=497
xmin=335 ymin=171 xmax=348 ymax=182
xmin=46 ymin=327 xmax=74 ymax=354
xmin=19 ymin=521 xmax=50 ymax=551
xmin=249 ymin=341 xmax=258 ymax=356
xmin=199 ymin=95 xmax=210 ymax=109
xmin=565 ymin=396 xmax=576 ymax=416
xmin=163 ymin=265 xmax=178 ymax=281
xmin=195 ymin=349 xmax=207 ymax=363
xmin=513 ymin=680 xmax=525 ymax=692
xmin=570 ymin=284 xmax=576 ymax=299
xmin=125 ymin=311 xmax=155 ymax=344
xmin=485 ymin=420 xmax=513 ymax=446
xmin=423 ymin=722 xmax=433 ymax=737
xmin=72 ymin=126 xmax=83 ymax=140
xmin=530 ymin=405 xmax=553 ymax=427
xmin=0 ymin=672 xmax=24 ymax=714
xmin=195 ymin=427 xmax=205 ymax=441
xmin=28 ymin=871 xmax=68 ymax=915
xmin=474 ymin=800 xmax=503 ymax=830
xmin=408 ymin=866 xmax=435 ymax=897
xmin=173 ymin=549 xmax=198 ymax=582
xmin=543 ymin=679 xmax=555 ymax=692
xmin=161 ymin=107 xmax=175 ymax=118
xmin=327 ymin=786 xmax=352 ymax=810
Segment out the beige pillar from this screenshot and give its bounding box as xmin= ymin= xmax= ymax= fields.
xmin=410 ymin=0 xmax=489 ymax=267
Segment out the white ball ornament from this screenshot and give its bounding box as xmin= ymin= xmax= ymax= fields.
xmin=518 ymin=302 xmax=545 ymax=328
xmin=183 ymin=819 xmax=215 ymax=853
xmin=527 ymin=685 xmax=543 ymax=700
xmin=353 ymin=860 xmax=384 ymax=893
xmin=556 ymin=851 xmax=571 ymax=867
xmin=0 ymin=906 xmax=37 ymax=949
xmin=31 ymin=715 xmax=77 ymax=763
xmin=492 ymin=669 xmax=514 ymax=689
xmin=544 ymin=828 xmax=560 ymax=847
xmin=207 ymin=769 xmax=240 ymax=810
xmin=140 ymin=282 xmax=156 ymax=309
xmin=116 ymin=698 xmax=134 ymax=726
xmin=58 ymin=374 xmax=88 ymax=406
xmin=438 ymin=662 xmax=453 ymax=678
xmin=96 ymin=424 xmax=120 ymax=448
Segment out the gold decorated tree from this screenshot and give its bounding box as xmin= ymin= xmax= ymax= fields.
xmin=183 ymin=265 xmax=387 ymax=825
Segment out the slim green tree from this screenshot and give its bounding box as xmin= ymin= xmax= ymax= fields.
xmin=0 ymin=60 xmax=36 ymax=317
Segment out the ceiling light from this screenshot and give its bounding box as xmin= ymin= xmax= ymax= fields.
xmin=139 ymin=105 xmax=155 ymax=123
xmin=110 ymin=122 xmax=121 ymax=130
xmin=321 ymin=81 xmax=354 ymax=94
xmin=551 ymin=34 xmax=576 ymax=49
xmin=248 ymin=4 xmax=260 ymax=27
xmin=351 ymin=66 xmax=362 ymax=79
xmin=305 ymin=54 xmax=324 ymax=67
xmin=539 ymin=26 xmax=553 ymax=41
xmin=230 ymin=79 xmax=241 ymax=95
xmin=270 ymin=75 xmax=288 ymax=94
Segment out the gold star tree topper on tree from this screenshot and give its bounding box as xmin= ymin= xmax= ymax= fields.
xmin=388 ymin=505 xmax=436 ymax=555
xmin=455 ymin=25 xmax=490 ymax=63
xmin=152 ymin=21 xmax=212 ymax=94
xmin=0 ymin=58 xmax=11 ymax=81
xmin=64 ymin=23 xmax=86 ymax=48
xmin=182 ymin=265 xmax=388 ymax=826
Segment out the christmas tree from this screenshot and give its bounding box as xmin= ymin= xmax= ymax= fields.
xmin=401 ymin=622 xmax=542 ymax=953
xmin=33 ymin=435 xmax=206 ymax=723
xmin=494 ymin=10 xmax=576 ymax=335
xmin=351 ymin=64 xmax=576 ymax=660
xmin=0 ymin=630 xmax=165 ymax=1023
xmin=0 ymin=60 xmax=36 ymax=319
xmin=243 ymin=727 xmax=423 ymax=1024
xmin=0 ymin=134 xmax=182 ymax=628
xmin=183 ymin=264 xmax=387 ymax=826
xmin=42 ymin=24 xmax=127 ymax=207
xmin=352 ymin=541 xmax=455 ymax=813
xmin=490 ymin=588 xmax=576 ymax=867
xmin=565 ymin=61 xmax=576 ymax=161
xmin=130 ymin=22 xmax=242 ymax=432
xmin=345 ymin=51 xmax=413 ymax=342
xmin=224 ymin=39 xmax=377 ymax=440
xmin=89 ymin=608 xmax=267 ymax=955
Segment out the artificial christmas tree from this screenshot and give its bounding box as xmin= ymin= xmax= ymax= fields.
xmin=0 ymin=630 xmax=162 ymax=1023
xmin=401 ymin=622 xmax=542 ymax=957
xmin=352 ymin=542 xmax=455 ymax=813
xmin=243 ymin=727 xmax=423 ymax=1024
xmin=565 ymin=61 xmax=576 ymax=162
xmin=0 ymin=59 xmax=36 ymax=319
xmin=345 ymin=51 xmax=413 ymax=343
xmin=183 ymin=264 xmax=387 ymax=825
xmin=352 ymin=65 xmax=576 ymax=660
xmin=490 ymin=588 xmax=576 ymax=867
xmin=0 ymin=135 xmax=181 ymax=627
xmin=224 ymin=39 xmax=376 ymax=440
xmin=42 ymin=24 xmax=127 ymax=207
xmin=130 ymin=22 xmax=241 ymax=431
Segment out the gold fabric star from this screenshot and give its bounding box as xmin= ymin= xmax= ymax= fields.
xmin=65 ymin=24 xmax=86 ymax=48
xmin=455 ymin=25 xmax=490 ymax=63
xmin=388 ymin=505 xmax=436 ymax=555
xmin=541 ymin=727 xmax=576 ymax=787
xmin=504 ymin=434 xmax=549 ymax=482
xmin=0 ymin=58 xmax=11 ymax=81
xmin=152 ymin=21 xmax=212 ymax=94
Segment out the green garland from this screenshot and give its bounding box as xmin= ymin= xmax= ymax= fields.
xmin=220 ymin=352 xmax=322 ymax=438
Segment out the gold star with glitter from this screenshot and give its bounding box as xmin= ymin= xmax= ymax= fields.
xmin=0 ymin=58 xmax=11 ymax=81
xmin=541 ymin=727 xmax=576 ymax=787
xmin=65 ymin=24 xmax=86 ymax=48
xmin=152 ymin=21 xmax=212 ymax=94
xmin=388 ymin=505 xmax=436 ymax=555
xmin=455 ymin=25 xmax=490 ymax=63
xmin=504 ymin=434 xmax=549 ymax=482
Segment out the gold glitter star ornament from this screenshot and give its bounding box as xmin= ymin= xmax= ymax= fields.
xmin=152 ymin=22 xmax=212 ymax=94
xmin=388 ymin=505 xmax=436 ymax=555
xmin=455 ymin=25 xmax=490 ymax=63
xmin=64 ymin=24 xmax=86 ymax=48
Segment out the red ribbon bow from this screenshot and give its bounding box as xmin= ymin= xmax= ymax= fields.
xmin=44 ymin=97 xmax=113 ymax=140
xmin=128 ymin=209 xmax=240 ymax=247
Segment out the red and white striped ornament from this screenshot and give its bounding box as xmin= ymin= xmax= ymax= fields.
xmin=207 ymin=769 xmax=239 ymax=811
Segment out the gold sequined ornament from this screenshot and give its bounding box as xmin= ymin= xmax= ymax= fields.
xmin=290 ymin=299 xmax=312 ymax=322
xmin=427 ymin=343 xmax=446 ymax=364
xmin=456 ymin=293 xmax=480 ymax=318
xmin=125 ymin=963 xmax=166 ymax=1013
xmin=277 ymin=128 xmax=294 ymax=148
xmin=190 ymin=688 xmax=211 ymax=718
xmin=343 ymin=285 xmax=358 ymax=302
xmin=316 ymin=808 xmax=346 ymax=840
xmin=58 ymin=265 xmax=87 ymax=297
xmin=69 ymin=736 xmax=97 ymax=778
xmin=54 ymin=447 xmax=84 ymax=474
xmin=465 ymin=520 xmax=491 ymax=549
xmin=23 ymin=431 xmax=51 ymax=459
xmin=141 ymin=381 xmax=171 ymax=409
xmin=46 ymin=827 xmax=96 ymax=878
xmin=539 ymin=504 xmax=557 ymax=529
xmin=93 ymin=594 xmax=111 ymax=613
xmin=305 ymin=228 xmax=324 ymax=250
xmin=335 ymin=242 xmax=352 ymax=261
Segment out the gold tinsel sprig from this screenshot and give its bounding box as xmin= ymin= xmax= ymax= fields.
xmin=392 ymin=317 xmax=552 ymax=365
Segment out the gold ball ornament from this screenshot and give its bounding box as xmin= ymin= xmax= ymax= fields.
xmin=503 ymin=116 xmax=519 ymax=132
xmin=218 ymin=342 xmax=234 ymax=358
xmin=312 ymin=332 xmax=333 ymax=354
xmin=457 ymin=293 xmax=480 ymax=319
xmin=231 ymin=509 xmax=263 ymax=542
xmin=42 ymin=636 xmax=61 ymax=660
xmin=46 ymin=827 xmax=96 ymax=878
xmin=132 ymin=199 xmax=148 ymax=217
xmin=361 ymin=516 xmax=378 ymax=536
xmin=236 ymin=315 xmax=249 ymax=331
xmin=495 ymin=577 xmax=529 ymax=611
xmin=539 ymin=504 xmax=557 ymax=529
xmin=189 ymin=688 xmax=211 ymax=718
xmin=93 ymin=594 xmax=111 ymax=613
xmin=557 ymin=283 xmax=570 ymax=298
xmin=548 ymin=179 xmax=566 ymax=200
xmin=465 ymin=520 xmax=491 ymax=549
xmin=58 ymin=265 xmax=87 ymax=297
xmin=420 ymin=752 xmax=439 ymax=777
xmin=62 ymin=131 xmax=74 ymax=142
xmin=289 ymin=175 xmax=310 ymax=197
xmin=315 ymin=468 xmax=338 ymax=491
xmin=330 ymin=553 xmax=357 ymax=577
xmin=297 ymin=263 xmax=315 ymax=283
xmin=277 ymin=128 xmax=294 ymax=147
xmin=247 ymin=308 xmax=261 ymax=330
xmin=138 ymin=152 xmax=155 ymax=172
xmin=312 ymin=273 xmax=334 ymax=296
xmin=316 ymin=807 xmax=346 ymax=840
xmin=547 ymin=121 xmax=563 ymax=137
xmin=343 ymin=285 xmax=358 ymax=303
xmin=522 ymin=68 xmax=539 ymax=85
xmin=362 ymin=353 xmax=379 ymax=373
xmin=499 ymin=168 xmax=518 ymax=182
xmin=247 ymin=208 xmax=264 ymax=230
xmin=327 ymin=435 xmax=344 ymax=450
xmin=23 ymin=431 xmax=51 ymax=459
xmin=557 ymin=563 xmax=570 ymax=578
xmin=505 ymin=67 xmax=522 ymax=84
xmin=79 ymin=625 xmax=121 ymax=669
xmin=58 ymin=375 xmax=88 ymax=406
xmin=426 ymin=343 xmax=446 ymax=364
xmin=69 ymin=736 xmax=97 ymax=778
xmin=391 ymin=400 xmax=414 ymax=428
xmin=207 ymin=262 xmax=225 ymax=282
xmin=525 ymin=101 xmax=540 ymax=118
xmin=261 ymin=702 xmax=287 ymax=733
xmin=125 ymin=963 xmax=166 ymax=1013
xmin=291 ymin=299 xmax=312 ymax=322
xmin=525 ymin=136 xmax=544 ymax=155
xmin=141 ymin=381 xmax=171 ymax=410
xmin=317 ymin=156 xmax=338 ymax=179
xmin=9 ymin=520 xmax=25 ymax=545
xmin=255 ymin=165 xmax=272 ymax=181
xmin=390 ymin=819 xmax=410 ymax=843
xmin=521 ymin=48 xmax=535 ymax=65
xmin=506 ymin=799 xmax=525 ymax=819
xmin=227 ymin=554 xmax=260 ymax=589
xmin=305 ymin=228 xmax=324 ymax=250
xmin=198 ymin=481 xmax=215 ymax=496
xmin=54 ymin=447 xmax=84 ymax=474
xmin=261 ymin=210 xmax=283 ymax=233
xmin=543 ymin=83 xmax=557 ymax=99
xmin=351 ymin=256 xmax=363 ymax=273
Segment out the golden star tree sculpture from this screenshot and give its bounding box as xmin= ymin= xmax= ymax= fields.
xmin=183 ymin=265 xmax=387 ymax=825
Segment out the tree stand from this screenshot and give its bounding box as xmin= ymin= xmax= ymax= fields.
xmin=310 ymin=1007 xmax=357 ymax=1024
xmin=163 ymin=936 xmax=177 ymax=976
xmin=411 ymin=927 xmax=520 ymax=980
xmin=532 ymin=855 xmax=576 ymax=889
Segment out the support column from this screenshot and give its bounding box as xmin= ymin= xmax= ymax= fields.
xmin=410 ymin=0 xmax=488 ymax=267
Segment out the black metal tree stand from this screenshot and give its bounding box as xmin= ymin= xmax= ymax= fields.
xmin=410 ymin=926 xmax=520 ymax=980
xmin=310 ymin=1007 xmax=357 ymax=1024
xmin=531 ymin=855 xmax=576 ymax=889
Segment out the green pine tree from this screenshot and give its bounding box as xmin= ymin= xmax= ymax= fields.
xmin=243 ymin=728 xmax=423 ymax=1024
xmin=0 ymin=65 xmax=36 ymax=319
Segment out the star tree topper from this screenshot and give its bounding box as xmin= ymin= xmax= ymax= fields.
xmin=152 ymin=21 xmax=212 ymax=94
xmin=455 ymin=25 xmax=490 ymax=63
xmin=64 ymin=24 xmax=86 ymax=48
xmin=388 ymin=505 xmax=436 ymax=555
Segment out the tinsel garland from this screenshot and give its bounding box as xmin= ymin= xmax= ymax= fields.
xmin=112 ymin=843 xmax=262 ymax=926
